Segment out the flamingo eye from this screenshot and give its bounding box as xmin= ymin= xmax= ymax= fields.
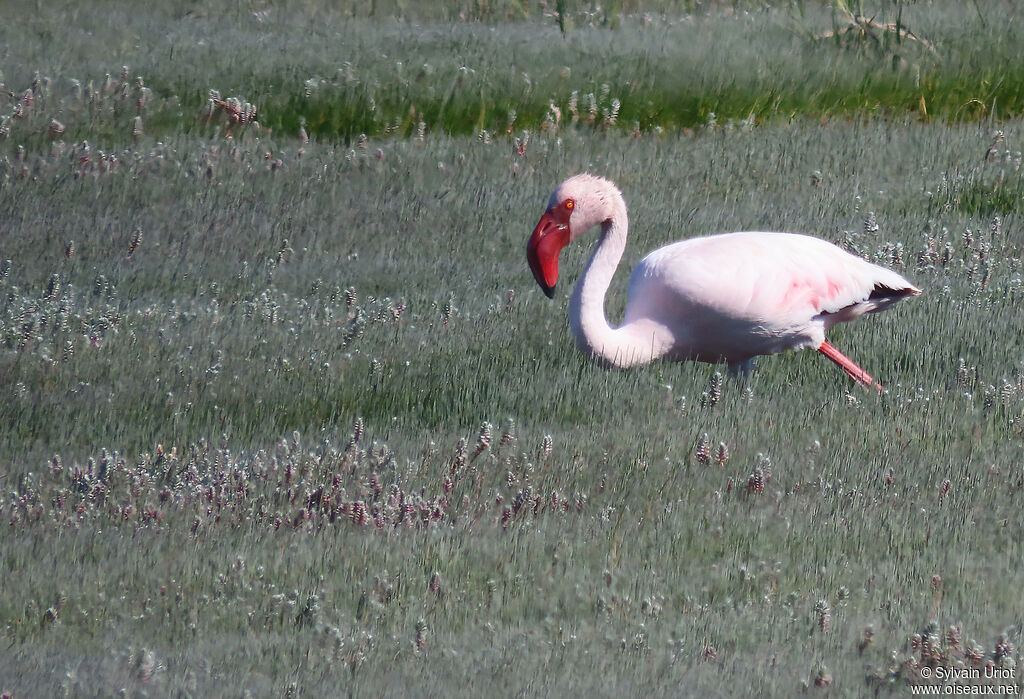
xmin=564 ymin=199 xmax=575 ymax=211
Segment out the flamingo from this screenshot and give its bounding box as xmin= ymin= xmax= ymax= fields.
xmin=526 ymin=174 xmax=920 ymax=391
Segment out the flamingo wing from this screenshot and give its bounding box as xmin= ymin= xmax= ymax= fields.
xmin=624 ymin=232 xmax=919 ymax=361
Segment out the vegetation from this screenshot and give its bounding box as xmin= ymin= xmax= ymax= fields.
xmin=1 ymin=1 xmax=1022 ymax=696
xmin=3 ymin=0 xmax=1024 ymax=146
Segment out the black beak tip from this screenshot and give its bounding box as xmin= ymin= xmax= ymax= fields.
xmin=542 ymin=284 xmax=555 ymax=299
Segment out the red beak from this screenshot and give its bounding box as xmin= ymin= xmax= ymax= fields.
xmin=527 ymin=210 xmax=570 ymax=299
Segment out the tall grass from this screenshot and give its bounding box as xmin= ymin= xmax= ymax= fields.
xmin=3 ymin=1 xmax=1024 ymax=147
xmin=1 ymin=1 xmax=1023 ymax=697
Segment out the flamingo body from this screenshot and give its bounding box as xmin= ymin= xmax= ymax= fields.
xmin=526 ymin=174 xmax=920 ymax=389
xmin=625 ymin=231 xmax=914 ymax=363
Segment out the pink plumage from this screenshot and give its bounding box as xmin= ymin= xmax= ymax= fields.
xmin=527 ymin=174 xmax=920 ymax=390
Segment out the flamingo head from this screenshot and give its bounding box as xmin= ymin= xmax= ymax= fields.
xmin=527 ymin=174 xmax=620 ymax=298
xmin=527 ymin=197 xmax=574 ymax=298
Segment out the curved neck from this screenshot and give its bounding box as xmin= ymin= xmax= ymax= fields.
xmin=568 ymin=202 xmax=666 ymax=368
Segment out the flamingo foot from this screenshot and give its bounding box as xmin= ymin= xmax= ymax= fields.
xmin=817 ymin=340 xmax=883 ymax=393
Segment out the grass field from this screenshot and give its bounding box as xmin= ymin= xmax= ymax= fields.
xmin=2 ymin=1 xmax=1023 ymax=696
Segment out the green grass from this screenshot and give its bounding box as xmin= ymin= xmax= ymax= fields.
xmin=4 ymin=0 xmax=1024 ymax=148
xmin=2 ymin=1 xmax=1024 ymax=697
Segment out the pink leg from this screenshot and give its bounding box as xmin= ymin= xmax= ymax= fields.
xmin=817 ymin=340 xmax=883 ymax=393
